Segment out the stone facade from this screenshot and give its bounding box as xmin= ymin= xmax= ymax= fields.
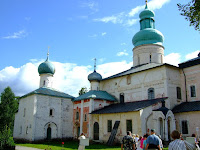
xmin=14 ymin=94 xmax=73 ymax=141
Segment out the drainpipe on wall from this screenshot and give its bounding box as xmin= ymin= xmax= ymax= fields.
xmin=182 ymin=69 xmax=188 ymax=102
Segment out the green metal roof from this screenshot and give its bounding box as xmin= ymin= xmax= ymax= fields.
xmin=20 ymin=87 xmax=74 ymax=99
xmin=139 ymin=6 xmax=154 ymax=20
xmin=73 ymin=90 xmax=117 ymax=102
xmin=38 ymin=57 xmax=55 ymax=75
xmin=132 ymin=4 xmax=164 ymax=47
xmin=132 ymin=28 xmax=164 ymax=47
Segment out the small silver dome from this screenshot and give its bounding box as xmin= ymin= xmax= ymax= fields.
xmin=88 ymin=70 xmax=102 ymax=81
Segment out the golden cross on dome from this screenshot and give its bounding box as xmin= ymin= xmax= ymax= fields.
xmin=145 ymin=0 xmax=148 ymax=5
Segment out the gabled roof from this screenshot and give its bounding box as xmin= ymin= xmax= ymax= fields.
xmin=172 ymin=101 xmax=200 ymax=113
xmin=90 ymin=97 xmax=167 ymax=114
xmin=73 ymin=90 xmax=117 ymax=102
xmin=20 ymin=87 xmax=74 ymax=99
xmin=102 ymin=63 xmax=178 ymax=81
xmin=179 ymin=56 xmax=200 ymax=69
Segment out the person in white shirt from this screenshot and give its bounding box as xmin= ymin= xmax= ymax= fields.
xmin=168 ymin=130 xmax=195 ymax=150
xmin=78 ymin=133 xmax=86 ymax=150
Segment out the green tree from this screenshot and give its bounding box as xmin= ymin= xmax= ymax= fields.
xmin=177 ymin=0 xmax=200 ymax=31
xmin=0 ymin=87 xmax=18 ymax=133
xmin=0 ymin=125 xmax=15 ymax=149
xmin=78 ymin=87 xmax=88 ymax=96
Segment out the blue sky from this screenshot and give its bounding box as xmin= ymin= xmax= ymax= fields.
xmin=0 ymin=0 xmax=199 ymax=97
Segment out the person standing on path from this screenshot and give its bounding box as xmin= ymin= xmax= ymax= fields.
xmin=121 ymin=131 xmax=136 ymax=150
xmin=78 ymin=133 xmax=86 ymax=150
xmin=145 ymin=129 xmax=161 ymax=150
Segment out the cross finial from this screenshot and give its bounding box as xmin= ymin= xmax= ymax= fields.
xmin=145 ymin=0 xmax=148 ymax=9
xmin=46 ymin=46 xmax=50 ymax=61
xmin=47 ymin=46 xmax=50 ymax=57
xmin=94 ymin=58 xmax=96 ymax=71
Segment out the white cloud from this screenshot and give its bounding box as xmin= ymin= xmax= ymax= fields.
xmin=148 ymin=0 xmax=170 ymax=10
xmin=94 ymin=0 xmax=170 ymax=26
xmin=80 ymin=1 xmax=98 ymax=13
xmin=94 ymin=15 xmax=123 ymax=24
xmin=128 ymin=5 xmax=144 ymax=17
xmin=0 ymin=63 xmax=40 ymax=96
xmin=117 ymin=50 xmax=129 ymax=56
xmin=185 ymin=50 xmax=200 ymax=60
xmin=121 ymin=43 xmax=127 ymax=45
xmin=0 ymin=60 xmax=132 ymax=97
xmin=97 ymin=61 xmax=132 ymax=78
xmin=125 ymin=19 xmax=138 ymax=26
xmin=98 ymin=58 xmax=106 ymax=63
xmin=3 ymin=30 xmax=28 ymax=39
xmin=101 ymin=32 xmax=107 ymax=36
xmin=164 ymin=53 xmax=181 ymax=66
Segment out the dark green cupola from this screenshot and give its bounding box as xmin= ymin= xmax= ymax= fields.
xmin=38 ymin=54 xmax=55 ymax=75
xmin=132 ymin=3 xmax=164 ymax=47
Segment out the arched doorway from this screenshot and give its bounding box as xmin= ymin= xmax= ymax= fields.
xmin=93 ymin=122 xmax=99 ymax=140
xmin=47 ymin=125 xmax=52 ymax=140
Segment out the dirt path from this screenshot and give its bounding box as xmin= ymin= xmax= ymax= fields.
xmin=15 ymin=145 xmax=43 ymax=150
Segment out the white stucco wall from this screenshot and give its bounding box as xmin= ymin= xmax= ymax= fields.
xmin=100 ymin=65 xmax=168 ymax=102
xmin=91 ymin=112 xmax=142 ymax=143
xmin=13 ymin=95 xmax=36 ymax=141
xmin=133 ymin=44 xmax=164 ymax=67
xmin=39 ymin=74 xmax=54 ymax=88
xmin=174 ymin=111 xmax=200 ymax=138
xmin=14 ymin=94 xmax=73 ymax=141
xmin=34 ymin=95 xmax=73 ymax=140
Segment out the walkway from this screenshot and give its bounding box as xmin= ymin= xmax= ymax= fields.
xmin=16 ymin=146 xmax=43 ymax=150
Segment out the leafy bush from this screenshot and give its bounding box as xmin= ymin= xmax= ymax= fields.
xmin=0 ymin=126 xmax=15 ymax=149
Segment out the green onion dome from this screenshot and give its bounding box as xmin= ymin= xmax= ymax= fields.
xmin=38 ymin=56 xmax=55 ymax=75
xmin=88 ymin=70 xmax=102 ymax=82
xmin=132 ymin=4 xmax=164 ymax=47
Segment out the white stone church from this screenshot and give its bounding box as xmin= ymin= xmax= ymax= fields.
xmin=14 ymin=2 xmax=200 ymax=143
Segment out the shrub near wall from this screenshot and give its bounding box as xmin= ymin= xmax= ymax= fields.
xmin=0 ymin=126 xmax=15 ymax=150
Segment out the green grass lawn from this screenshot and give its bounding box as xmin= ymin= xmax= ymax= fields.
xmin=17 ymin=141 xmax=121 ymax=150
xmin=17 ymin=141 xmax=169 ymax=150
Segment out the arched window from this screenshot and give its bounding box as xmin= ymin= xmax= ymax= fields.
xmin=150 ymin=54 xmax=152 ymax=63
xmin=26 ymin=126 xmax=28 ymax=134
xmin=84 ymin=114 xmax=87 ymax=121
xmin=120 ymin=93 xmax=124 ymax=103
xmin=43 ymin=80 xmax=45 ymax=86
xmin=176 ymin=87 xmax=182 ymax=99
xmin=49 ymin=109 xmax=54 ymax=116
xmin=23 ymin=108 xmax=26 ymax=117
xmin=76 ymin=111 xmax=79 ymax=120
xmin=138 ymin=56 xmax=140 ymax=65
xmin=127 ymin=75 xmax=131 ymax=85
xmin=20 ymin=126 xmax=22 ymax=134
xmin=190 ymin=85 xmax=196 ymax=97
xmin=148 ymin=88 xmax=155 ymax=99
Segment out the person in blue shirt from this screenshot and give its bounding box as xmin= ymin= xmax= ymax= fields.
xmin=145 ymin=129 xmax=161 ymax=150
